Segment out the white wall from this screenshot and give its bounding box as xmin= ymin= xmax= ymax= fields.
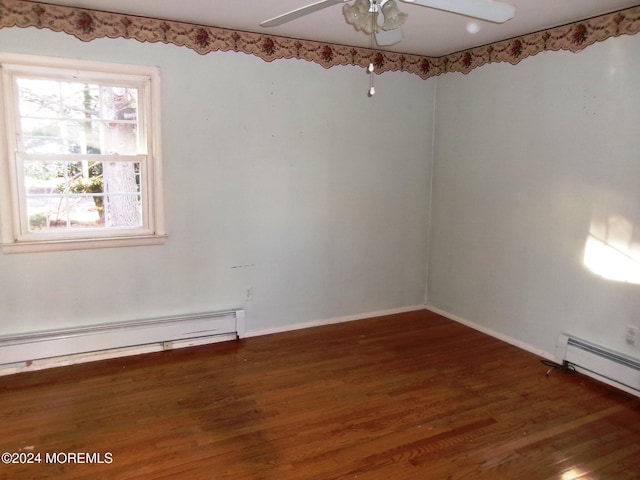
xmin=428 ymin=34 xmax=640 ymax=357
xmin=0 ymin=27 xmax=435 ymax=336
xmin=6 ymin=22 xmax=638 ymax=362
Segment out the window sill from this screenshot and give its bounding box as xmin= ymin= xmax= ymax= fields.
xmin=1 ymin=234 xmax=168 ymax=254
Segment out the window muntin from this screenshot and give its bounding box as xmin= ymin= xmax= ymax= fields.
xmin=0 ymin=54 xmax=165 ymax=252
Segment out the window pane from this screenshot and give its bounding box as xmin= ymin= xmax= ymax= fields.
xmin=26 ymin=195 xmax=67 ymax=231
xmin=67 ymin=195 xmax=105 ymax=229
xmin=24 ymin=160 xmax=107 ymax=231
xmin=17 ymin=78 xmax=63 ymax=118
xmin=24 ymin=160 xmax=142 ymax=230
xmin=17 ymin=80 xmax=139 ymax=155
xmin=100 ymin=86 xmax=138 ymax=122
xmin=104 ymin=161 xmax=142 ymax=228
xmin=24 ymin=160 xmax=65 ymax=193
xmin=64 ymin=120 xmax=102 ymax=154
xmin=101 ymin=86 xmax=139 ymax=155
xmin=103 ymin=123 xmax=138 ymax=155
xmin=62 ymin=83 xmax=100 ymax=120
xmin=27 ymin=194 xmax=105 ymax=231
xmin=21 ymin=118 xmax=65 ymax=154
xmin=105 ymin=194 xmax=142 ymax=228
xmin=20 ymin=118 xmax=100 ymax=154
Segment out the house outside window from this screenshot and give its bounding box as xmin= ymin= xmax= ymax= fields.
xmin=0 ymin=53 xmax=165 ymax=253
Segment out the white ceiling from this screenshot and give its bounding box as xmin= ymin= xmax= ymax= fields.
xmin=36 ymin=0 xmax=640 ymax=56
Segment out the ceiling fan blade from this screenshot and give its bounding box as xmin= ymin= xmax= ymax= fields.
xmin=260 ymin=0 xmax=348 ymax=27
xmin=400 ymin=0 xmax=516 ymax=23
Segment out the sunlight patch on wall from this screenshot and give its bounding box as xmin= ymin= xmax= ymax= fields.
xmin=561 ymin=468 xmax=587 ymax=480
xmin=584 ymin=215 xmax=640 ymax=284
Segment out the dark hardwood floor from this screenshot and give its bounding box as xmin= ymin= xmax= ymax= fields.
xmin=1 ymin=310 xmax=639 ymax=479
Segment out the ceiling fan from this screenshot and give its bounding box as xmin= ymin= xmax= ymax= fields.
xmin=260 ymin=0 xmax=517 ymax=47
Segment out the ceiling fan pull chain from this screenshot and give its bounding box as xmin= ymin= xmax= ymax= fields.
xmin=368 ymin=1 xmax=376 ymax=97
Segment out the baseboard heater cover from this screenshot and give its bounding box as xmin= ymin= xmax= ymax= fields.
xmin=556 ymin=333 xmax=640 ymax=397
xmin=0 ymin=309 xmax=245 ymax=372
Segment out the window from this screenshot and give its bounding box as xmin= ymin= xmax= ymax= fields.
xmin=0 ymin=53 xmax=165 ymax=253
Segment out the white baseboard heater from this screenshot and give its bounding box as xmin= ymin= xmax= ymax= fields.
xmin=556 ymin=333 xmax=640 ymax=397
xmin=0 ymin=309 xmax=245 ymax=375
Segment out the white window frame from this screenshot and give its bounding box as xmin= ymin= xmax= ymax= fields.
xmin=0 ymin=53 xmax=166 ymax=253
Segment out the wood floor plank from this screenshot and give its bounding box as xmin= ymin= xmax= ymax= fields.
xmin=1 ymin=310 xmax=638 ymax=479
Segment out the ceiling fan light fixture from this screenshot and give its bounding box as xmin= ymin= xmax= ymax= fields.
xmin=343 ymin=0 xmax=374 ymax=33
xmin=380 ymin=1 xmax=407 ymax=30
xmin=343 ymin=0 xmax=407 ymax=34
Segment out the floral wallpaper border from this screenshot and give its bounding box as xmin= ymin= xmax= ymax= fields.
xmin=1 ymin=0 xmax=639 ymax=79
